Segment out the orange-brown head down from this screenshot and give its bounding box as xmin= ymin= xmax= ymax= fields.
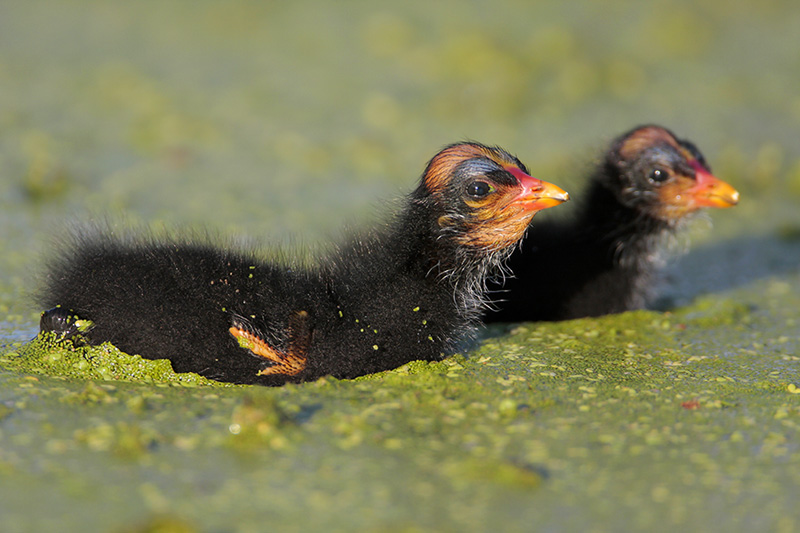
xmin=416 ymin=142 xmax=569 ymax=254
xmin=608 ymin=125 xmax=739 ymax=221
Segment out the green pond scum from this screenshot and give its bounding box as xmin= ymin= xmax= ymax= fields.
xmin=2 ymin=334 xmax=230 ymax=387
xmin=2 ymin=0 xmax=800 ymax=531
xmin=2 ymin=281 xmax=800 ymax=531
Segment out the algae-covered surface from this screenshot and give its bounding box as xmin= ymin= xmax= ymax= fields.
xmin=2 ymin=1 xmax=800 ymax=531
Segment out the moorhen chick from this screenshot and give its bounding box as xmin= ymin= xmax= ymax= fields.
xmin=486 ymin=125 xmax=739 ymax=322
xmin=38 ymin=142 xmax=569 ymax=385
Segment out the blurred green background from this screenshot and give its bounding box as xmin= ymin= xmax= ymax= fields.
xmin=1 ymin=1 xmax=799 ymax=532
xmin=2 ymin=0 xmax=798 ymax=326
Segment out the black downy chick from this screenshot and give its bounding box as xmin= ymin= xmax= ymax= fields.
xmin=38 ymin=142 xmax=569 ymax=385
xmin=486 ymin=125 xmax=739 ymax=322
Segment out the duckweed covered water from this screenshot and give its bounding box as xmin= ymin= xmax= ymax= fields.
xmin=1 ymin=0 xmax=799 ymax=531
xmin=3 ymin=334 xmax=228 ymax=387
xmin=2 ymin=283 xmax=800 ymax=531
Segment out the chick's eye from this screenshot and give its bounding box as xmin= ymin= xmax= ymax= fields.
xmin=648 ymin=168 xmax=669 ymax=183
xmin=466 ymin=181 xmax=494 ymax=198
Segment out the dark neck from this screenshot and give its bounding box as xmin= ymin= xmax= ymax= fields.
xmin=328 ymin=200 xmax=499 ymax=325
xmin=578 ymin=175 xmax=673 ymax=268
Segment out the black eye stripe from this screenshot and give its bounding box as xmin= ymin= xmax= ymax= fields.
xmin=454 ymin=158 xmax=517 ymax=184
xmin=486 ymin=168 xmax=516 ymax=186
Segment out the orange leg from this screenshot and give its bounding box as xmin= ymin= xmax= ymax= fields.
xmin=228 ymin=311 xmax=311 ymax=377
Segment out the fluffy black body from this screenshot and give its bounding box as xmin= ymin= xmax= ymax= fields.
xmin=39 ymin=142 xmax=566 ymax=385
xmin=486 ymin=125 xmax=737 ymax=322
xmin=41 ymin=221 xmax=462 ymax=385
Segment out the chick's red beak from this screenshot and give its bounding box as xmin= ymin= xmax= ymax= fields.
xmin=686 ymin=161 xmax=740 ymax=208
xmin=505 ymin=166 xmax=570 ymax=212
